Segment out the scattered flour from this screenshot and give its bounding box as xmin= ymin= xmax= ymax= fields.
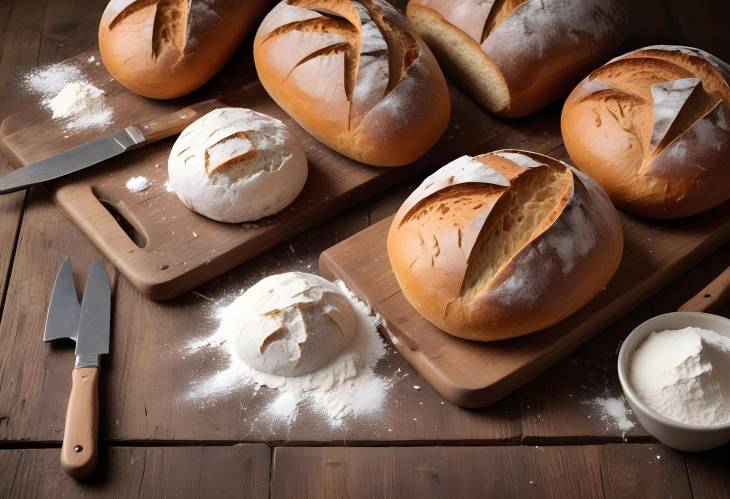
xmin=24 ymin=62 xmax=113 ymax=130
xmin=587 ymin=395 xmax=636 ymax=433
xmin=630 ymin=327 xmax=730 ymax=426
xmin=184 ymin=277 xmax=390 ymax=427
xmin=126 ymin=176 xmax=151 ymax=193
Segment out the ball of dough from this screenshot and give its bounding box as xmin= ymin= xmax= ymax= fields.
xmin=168 ymin=107 xmax=308 ymax=223
xmin=221 ymin=272 xmax=358 ymax=377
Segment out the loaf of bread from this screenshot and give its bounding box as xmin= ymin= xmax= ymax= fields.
xmin=562 ymin=45 xmax=730 ymax=219
xmin=406 ymin=0 xmax=627 ymax=118
xmin=387 ymin=150 xmax=623 ymax=342
xmin=168 ymin=107 xmax=308 ymax=223
xmin=253 ymin=0 xmax=450 ymax=166
xmin=99 ymin=0 xmax=269 ymax=99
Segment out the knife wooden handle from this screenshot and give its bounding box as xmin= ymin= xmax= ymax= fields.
xmin=679 ymin=266 xmax=730 ymax=313
xmin=61 ymin=367 xmax=99 ymax=478
xmin=135 ymin=98 xmax=223 ymax=144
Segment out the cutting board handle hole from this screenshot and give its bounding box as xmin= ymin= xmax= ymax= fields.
xmin=93 ymin=192 xmax=148 ymax=248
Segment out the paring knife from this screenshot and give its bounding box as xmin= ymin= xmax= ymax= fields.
xmin=44 ymin=258 xmax=112 ymax=478
xmin=0 ymin=98 xmax=222 ymax=194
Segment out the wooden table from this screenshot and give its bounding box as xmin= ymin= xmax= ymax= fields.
xmin=0 ymin=0 xmax=728 ymax=497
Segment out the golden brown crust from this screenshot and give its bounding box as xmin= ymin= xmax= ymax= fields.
xmin=562 ymin=45 xmax=730 ymax=219
xmin=406 ymin=0 xmax=627 ymax=117
xmin=253 ymin=0 xmax=450 ymax=166
xmin=387 ymin=150 xmax=623 ymax=342
xmin=99 ymin=0 xmax=269 ymax=99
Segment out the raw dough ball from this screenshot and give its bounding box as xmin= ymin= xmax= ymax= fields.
xmin=168 ymin=107 xmax=308 ymax=223
xmin=222 ymin=272 xmax=357 ymax=376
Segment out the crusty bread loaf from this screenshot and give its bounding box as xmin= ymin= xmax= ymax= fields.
xmin=99 ymin=0 xmax=269 ymax=99
xmin=168 ymin=107 xmax=308 ymax=223
xmin=253 ymin=0 xmax=450 ymax=167
xmin=562 ymin=45 xmax=730 ymax=219
xmin=387 ymin=150 xmax=623 ymax=342
xmin=406 ymin=0 xmax=627 ymax=118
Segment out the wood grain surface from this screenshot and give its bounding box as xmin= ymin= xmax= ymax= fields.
xmin=1 ymin=0 xmax=729 ymax=495
xmin=0 ymin=444 xmax=270 ymax=498
xmin=0 ymin=48 xmax=560 ymax=300
xmin=319 ymin=188 xmax=730 ymax=407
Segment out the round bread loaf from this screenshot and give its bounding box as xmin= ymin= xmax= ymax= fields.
xmin=99 ymin=0 xmax=268 ymax=99
xmin=253 ymin=0 xmax=450 ymax=167
xmin=562 ymin=45 xmax=730 ymax=219
xmin=168 ymin=107 xmax=308 ymax=223
xmin=224 ymin=272 xmax=357 ymax=377
xmin=406 ymin=0 xmax=627 ymax=118
xmin=387 ymin=150 xmax=623 ymax=342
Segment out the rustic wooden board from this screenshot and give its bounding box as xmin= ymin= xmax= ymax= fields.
xmin=272 ymin=445 xmax=606 ymax=498
xmin=0 ymin=189 xmax=522 ymax=445
xmin=0 ymin=444 xmax=270 ymax=497
xmin=0 ymin=49 xmax=560 ymax=301
xmin=685 ymin=446 xmax=730 ymax=499
xmin=320 ymin=194 xmax=730 ymax=408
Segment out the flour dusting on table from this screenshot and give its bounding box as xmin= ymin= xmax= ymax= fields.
xmin=184 ymin=280 xmax=391 ymax=427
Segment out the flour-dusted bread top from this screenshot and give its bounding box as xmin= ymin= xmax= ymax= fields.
xmin=406 ymin=0 xmax=627 ymax=117
xmin=99 ymin=0 xmax=269 ymax=99
xmin=223 ymin=272 xmax=357 ymax=377
xmin=387 ymin=150 xmax=623 ymax=342
xmin=562 ymin=45 xmax=730 ymax=219
xmin=168 ymin=107 xmax=308 ymax=223
xmin=253 ymin=0 xmax=450 ymax=166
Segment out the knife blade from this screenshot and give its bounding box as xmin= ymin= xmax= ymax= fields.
xmin=0 ymin=98 xmax=223 ymax=195
xmin=0 ymin=126 xmax=145 ymax=194
xmin=43 ymin=257 xmax=81 ymax=343
xmin=74 ymin=258 xmax=111 ymax=368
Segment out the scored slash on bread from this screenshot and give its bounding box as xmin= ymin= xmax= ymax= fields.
xmin=99 ymin=0 xmax=269 ymax=99
xmin=562 ymin=45 xmax=730 ymax=219
xmin=254 ymin=0 xmax=450 ymax=166
xmin=406 ymin=0 xmax=627 ymax=117
xmin=387 ymin=151 xmax=623 ymax=342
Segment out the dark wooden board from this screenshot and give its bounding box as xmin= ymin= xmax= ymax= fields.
xmin=0 ymin=48 xmax=560 ymax=300
xmin=0 ymin=444 xmax=270 ymax=498
xmin=319 ymin=194 xmax=730 ymax=408
xmin=685 ymin=446 xmax=730 ymax=499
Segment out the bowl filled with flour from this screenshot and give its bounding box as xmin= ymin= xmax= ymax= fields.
xmin=618 ymin=311 xmax=730 ymax=451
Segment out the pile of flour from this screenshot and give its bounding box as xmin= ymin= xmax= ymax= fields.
xmin=630 ymin=327 xmax=730 ymax=426
xmin=24 ymin=62 xmax=112 ymax=130
xmin=185 ymin=274 xmax=390 ymax=427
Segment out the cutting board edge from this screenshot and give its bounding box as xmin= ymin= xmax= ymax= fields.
xmin=319 ymin=210 xmax=730 ymax=408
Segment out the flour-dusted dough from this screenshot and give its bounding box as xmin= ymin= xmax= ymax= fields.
xmin=168 ymin=107 xmax=308 ymax=223
xmin=221 ymin=272 xmax=358 ymax=377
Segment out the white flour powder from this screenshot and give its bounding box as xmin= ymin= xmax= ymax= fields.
xmin=126 ymin=176 xmax=151 ymax=193
xmin=24 ymin=62 xmax=112 ymax=130
xmin=185 ymin=277 xmax=390 ymax=427
xmin=630 ymin=327 xmax=730 ymax=426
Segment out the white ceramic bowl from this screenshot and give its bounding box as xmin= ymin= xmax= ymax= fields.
xmin=617 ymin=311 xmax=730 ymax=452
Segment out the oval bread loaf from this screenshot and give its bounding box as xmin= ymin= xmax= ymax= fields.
xmin=253 ymin=0 xmax=450 ymax=166
xmin=406 ymin=0 xmax=627 ymax=118
xmin=168 ymin=107 xmax=308 ymax=223
xmin=99 ymin=0 xmax=269 ymax=99
xmin=562 ymin=45 xmax=730 ymax=219
xmin=387 ymin=150 xmax=623 ymax=342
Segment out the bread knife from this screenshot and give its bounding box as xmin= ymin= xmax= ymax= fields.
xmin=44 ymin=258 xmax=112 ymax=478
xmin=0 ymin=98 xmax=222 ymax=194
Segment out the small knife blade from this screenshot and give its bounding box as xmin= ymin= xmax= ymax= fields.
xmin=43 ymin=257 xmax=81 ymax=343
xmin=0 ymin=126 xmax=145 ymax=195
xmin=74 ymin=258 xmax=111 ymax=368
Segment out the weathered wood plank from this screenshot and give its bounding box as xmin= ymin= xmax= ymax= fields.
xmin=272 ymin=445 xmax=606 ymax=498
xmin=0 ymin=444 xmax=270 ymax=498
xmin=685 ymin=446 xmax=730 ymax=499
xmin=599 ymin=444 xmax=692 ymax=499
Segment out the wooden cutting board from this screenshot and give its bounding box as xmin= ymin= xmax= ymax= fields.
xmin=0 ymin=50 xmax=561 ymax=300
xmin=319 ymin=199 xmax=730 ymax=408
